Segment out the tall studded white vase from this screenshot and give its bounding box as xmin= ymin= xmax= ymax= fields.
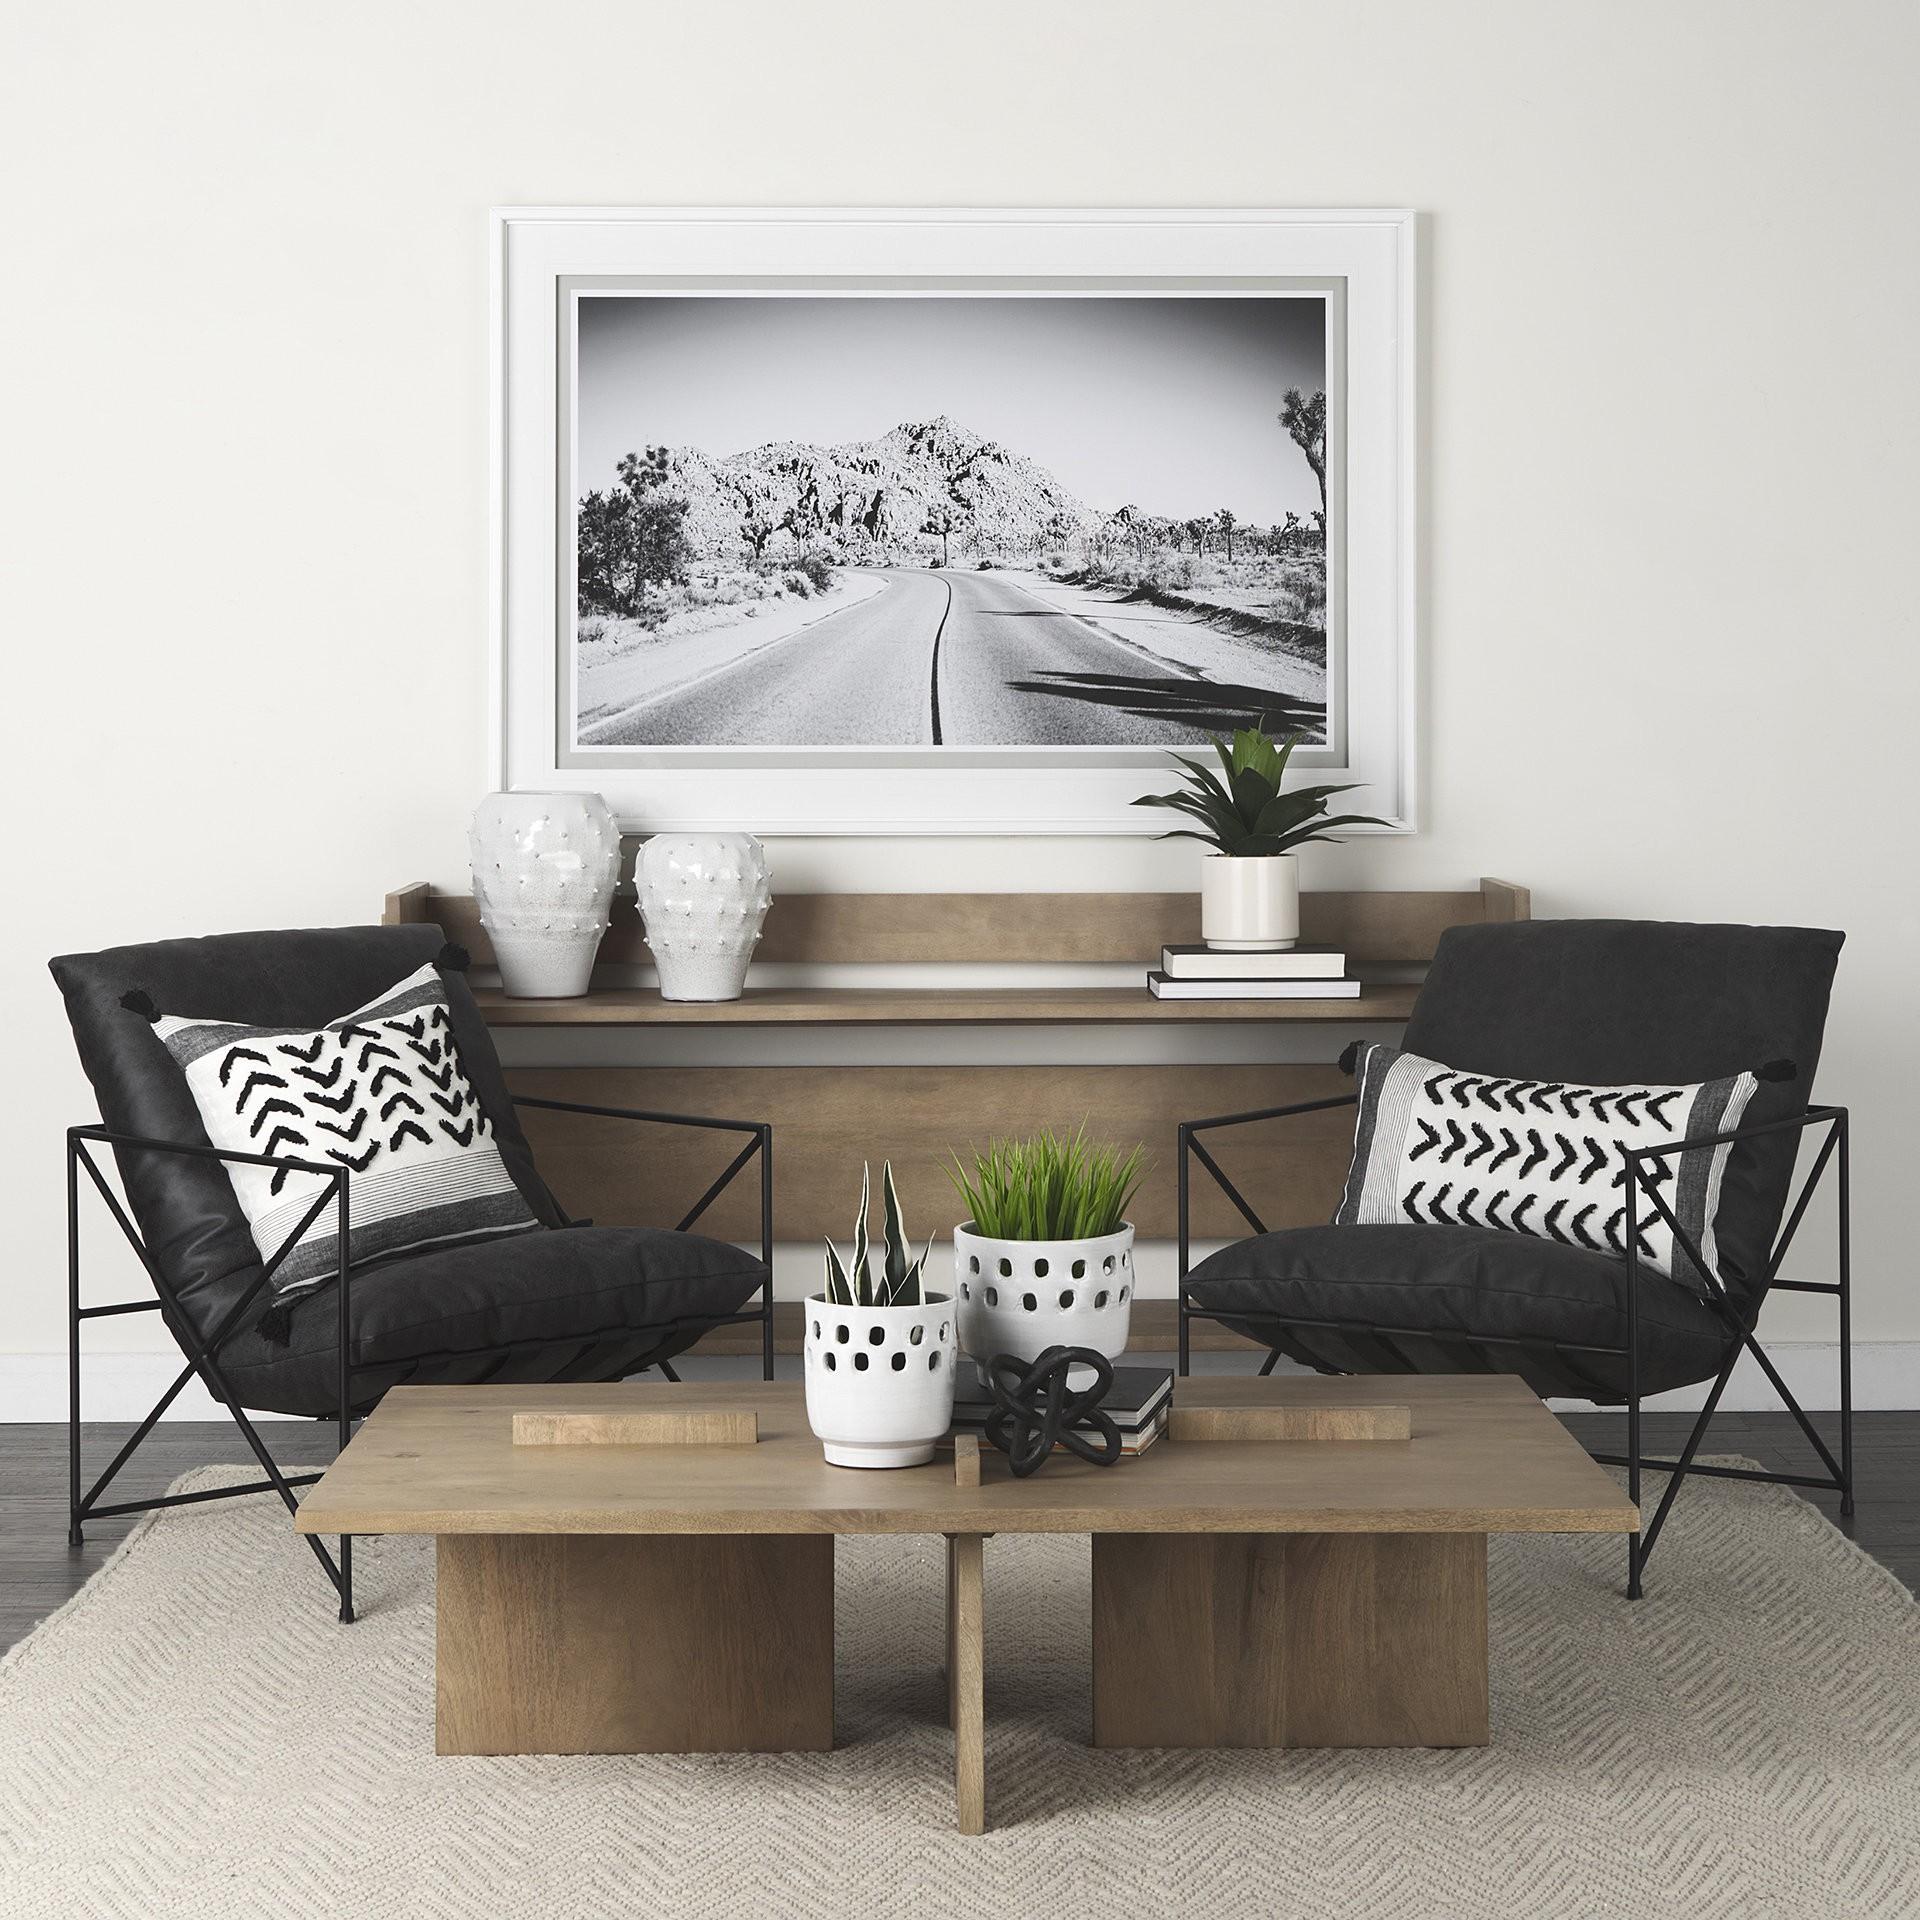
xmin=637 ymin=833 xmax=772 ymax=1003
xmin=468 ymin=792 xmax=621 ymax=998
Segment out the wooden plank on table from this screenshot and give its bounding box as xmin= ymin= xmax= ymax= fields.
xmin=511 ymin=1408 xmax=757 ymax=1447
xmin=1170 ymin=1404 xmax=1412 ymax=1444
xmin=506 ymin=1061 xmax=1359 ymax=1242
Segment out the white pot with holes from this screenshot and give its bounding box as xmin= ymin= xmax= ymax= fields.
xmin=803 ymin=1293 xmax=957 ymax=1468
xmin=951 ymin=1224 xmax=1136 ymax=1389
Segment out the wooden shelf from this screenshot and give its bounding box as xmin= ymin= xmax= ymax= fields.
xmin=473 ymin=983 xmax=1420 ymax=1027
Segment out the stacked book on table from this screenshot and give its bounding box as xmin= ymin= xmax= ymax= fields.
xmin=1146 ymin=944 xmax=1361 ymax=1000
xmin=951 ymin=1366 xmax=1174 ymax=1457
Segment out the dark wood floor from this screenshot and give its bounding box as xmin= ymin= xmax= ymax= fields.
xmin=3 ymin=1408 xmax=1912 ymax=1651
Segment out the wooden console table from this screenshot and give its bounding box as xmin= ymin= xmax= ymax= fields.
xmin=383 ymin=878 xmax=1528 ymax=1273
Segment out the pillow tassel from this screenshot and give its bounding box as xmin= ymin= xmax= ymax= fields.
xmin=435 ymin=942 xmax=471 ymax=974
xmin=254 ymin=1299 xmax=294 ymax=1347
xmin=120 ymin=988 xmax=160 ymax=1023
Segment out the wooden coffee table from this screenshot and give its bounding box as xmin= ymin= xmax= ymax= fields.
xmin=297 ymin=1374 xmax=1637 ymax=1832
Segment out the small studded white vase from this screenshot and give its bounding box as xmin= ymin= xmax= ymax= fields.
xmin=952 ymin=1224 xmax=1136 ymax=1389
xmin=803 ymin=1293 xmax=958 ymax=1468
xmin=468 ymin=792 xmax=621 ymax=999
xmin=637 ymin=832 xmax=772 ymax=1002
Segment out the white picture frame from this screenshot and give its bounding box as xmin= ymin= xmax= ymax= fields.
xmin=492 ymin=207 xmax=1417 ymax=835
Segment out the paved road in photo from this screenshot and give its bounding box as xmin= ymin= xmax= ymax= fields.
xmin=580 ymin=569 xmax=1317 ymax=748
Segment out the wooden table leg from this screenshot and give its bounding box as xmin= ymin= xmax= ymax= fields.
xmin=1091 ymin=1531 xmax=1489 ymax=1749
xmin=945 ymin=1533 xmax=986 ymax=1834
xmin=436 ymin=1532 xmax=834 ymax=1755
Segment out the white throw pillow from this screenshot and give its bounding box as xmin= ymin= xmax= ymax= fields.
xmin=1334 ymin=1042 xmax=1760 ymax=1290
xmin=150 ymin=962 xmax=540 ymax=1306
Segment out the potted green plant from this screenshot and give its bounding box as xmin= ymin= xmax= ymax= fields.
xmin=803 ymin=1162 xmax=956 ymax=1468
xmin=1133 ymin=723 xmax=1387 ymax=951
xmin=948 ymin=1127 xmax=1148 ymax=1387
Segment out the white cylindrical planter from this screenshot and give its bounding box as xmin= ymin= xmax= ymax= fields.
xmin=468 ymin=792 xmax=622 ymax=998
xmin=1200 ymin=853 xmax=1300 ymax=952
xmin=803 ymin=1292 xmax=957 ymax=1468
xmin=637 ymin=832 xmax=773 ymax=1003
xmin=952 ymin=1224 xmax=1135 ymax=1388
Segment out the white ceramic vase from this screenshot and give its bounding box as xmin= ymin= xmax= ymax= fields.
xmin=952 ymin=1224 xmax=1136 ymax=1390
xmin=468 ymin=792 xmax=621 ymax=998
xmin=1200 ymin=852 xmax=1300 ymax=951
xmin=803 ymin=1292 xmax=958 ymax=1468
xmin=636 ymin=832 xmax=772 ymax=1003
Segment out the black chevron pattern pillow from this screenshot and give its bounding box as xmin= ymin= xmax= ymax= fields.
xmin=151 ymin=961 xmax=539 ymax=1306
xmin=1334 ymin=1043 xmax=1760 ymax=1291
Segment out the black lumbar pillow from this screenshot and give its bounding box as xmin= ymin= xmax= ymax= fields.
xmin=1334 ymin=1040 xmax=1783 ymax=1292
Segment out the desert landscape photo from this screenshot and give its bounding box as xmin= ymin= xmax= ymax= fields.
xmin=569 ymin=293 xmax=1333 ymax=751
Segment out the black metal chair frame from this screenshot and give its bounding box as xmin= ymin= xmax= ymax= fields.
xmin=66 ymin=1095 xmax=774 ymax=1623
xmin=1176 ymin=1094 xmax=1853 ymax=1597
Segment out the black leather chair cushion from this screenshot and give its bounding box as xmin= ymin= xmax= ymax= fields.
xmin=1403 ymin=920 xmax=1842 ymax=1299
xmin=1188 ymin=1223 xmax=1729 ymax=1402
xmin=50 ymin=926 xmax=567 ymax=1348
xmin=218 ymin=1223 xmax=766 ymax=1416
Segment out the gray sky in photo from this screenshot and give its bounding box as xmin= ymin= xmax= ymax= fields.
xmin=576 ymin=295 xmax=1327 ymax=523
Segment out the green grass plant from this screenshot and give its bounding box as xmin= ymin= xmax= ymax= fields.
xmin=947 ymin=1125 xmax=1147 ymax=1243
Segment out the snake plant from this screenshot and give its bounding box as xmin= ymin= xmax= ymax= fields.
xmin=1132 ymin=722 xmax=1388 ymax=856
xmin=825 ymin=1161 xmax=936 ymax=1307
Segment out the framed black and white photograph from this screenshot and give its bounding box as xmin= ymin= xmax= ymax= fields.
xmin=494 ymin=209 xmax=1416 ymax=833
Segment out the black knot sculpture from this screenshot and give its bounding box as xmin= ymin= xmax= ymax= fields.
xmin=982 ymin=1346 xmax=1123 ymax=1478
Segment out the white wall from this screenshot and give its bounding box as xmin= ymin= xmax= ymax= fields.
xmin=3 ymin=1 xmax=1916 ymax=1414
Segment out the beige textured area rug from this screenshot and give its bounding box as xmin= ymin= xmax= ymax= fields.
xmin=1 ymin=1466 xmax=1916 ymax=1919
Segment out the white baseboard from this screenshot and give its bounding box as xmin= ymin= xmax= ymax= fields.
xmin=0 ymin=1342 xmax=1913 ymax=1422
xmin=1545 ymin=1340 xmax=1913 ymax=1415
xmin=0 ymin=1354 xmax=307 ymax=1423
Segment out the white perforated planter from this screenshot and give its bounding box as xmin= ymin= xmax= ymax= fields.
xmin=803 ymin=1293 xmax=957 ymax=1468
xmin=951 ymin=1225 xmax=1136 ymax=1387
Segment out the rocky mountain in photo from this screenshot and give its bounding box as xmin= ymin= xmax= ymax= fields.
xmin=657 ymin=415 xmax=1097 ymax=565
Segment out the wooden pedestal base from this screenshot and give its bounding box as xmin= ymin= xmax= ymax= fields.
xmin=944 ymin=1535 xmax=986 ymax=1835
xmin=1091 ymin=1531 xmax=1490 ymax=1749
xmin=435 ymin=1533 xmax=835 ymax=1756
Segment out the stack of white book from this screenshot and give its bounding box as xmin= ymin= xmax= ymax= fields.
xmin=1146 ymin=945 xmax=1361 ymax=999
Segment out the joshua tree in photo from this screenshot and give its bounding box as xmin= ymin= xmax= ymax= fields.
xmin=576 ymin=445 xmax=693 ymax=617
xmin=1111 ymin=503 xmax=1148 ymax=560
xmin=1039 ymin=507 xmax=1080 ymax=565
xmin=1184 ymin=515 xmax=1211 ymax=557
xmin=1280 ymin=387 xmax=1328 ymax=513
xmin=784 ymin=489 xmax=825 ymax=559
xmin=575 ymin=489 xmax=632 ymax=617
xmin=1215 ymin=507 xmax=1238 ymax=563
xmin=923 ymin=501 xmax=956 ymax=567
xmin=737 ymin=497 xmax=780 ymax=560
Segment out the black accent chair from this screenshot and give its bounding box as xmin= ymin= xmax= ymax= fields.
xmin=1176 ymin=919 xmax=1848 ymax=1597
xmin=50 ymin=924 xmax=774 ymax=1622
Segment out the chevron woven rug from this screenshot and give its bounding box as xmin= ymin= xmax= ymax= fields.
xmin=1 ymin=1466 xmax=1916 ymax=1919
